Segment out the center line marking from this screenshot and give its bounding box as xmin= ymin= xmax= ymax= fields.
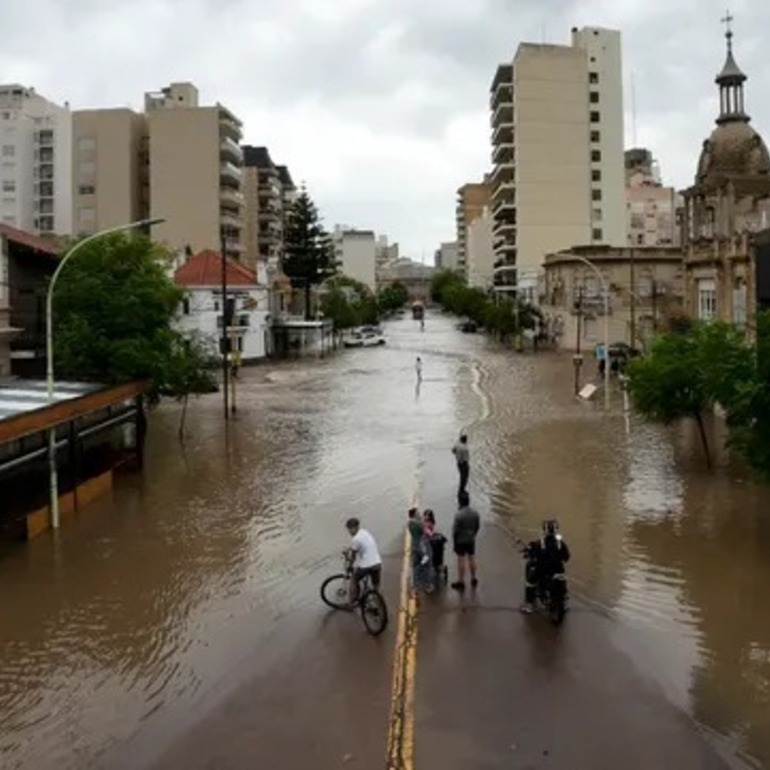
xmin=386 ymin=505 xmax=419 ymax=768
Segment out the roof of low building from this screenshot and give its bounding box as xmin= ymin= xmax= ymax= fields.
xmin=0 ymin=224 xmax=59 ymax=256
xmin=174 ymin=250 xmax=258 ymax=287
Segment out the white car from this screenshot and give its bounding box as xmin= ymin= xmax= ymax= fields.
xmin=344 ymin=331 xmax=386 ymax=348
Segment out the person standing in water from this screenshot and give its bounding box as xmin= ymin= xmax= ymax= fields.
xmin=452 ymin=433 xmax=470 ymax=498
xmin=415 ymin=356 xmax=423 ymax=381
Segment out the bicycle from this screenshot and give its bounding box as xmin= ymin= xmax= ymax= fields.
xmin=320 ymin=551 xmax=389 ymax=636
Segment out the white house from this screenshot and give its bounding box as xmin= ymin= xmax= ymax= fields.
xmin=174 ymin=249 xmax=270 ymax=362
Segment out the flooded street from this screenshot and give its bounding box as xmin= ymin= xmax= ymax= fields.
xmin=1 ymin=313 xmax=769 ymax=768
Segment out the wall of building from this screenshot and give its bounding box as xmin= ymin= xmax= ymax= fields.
xmin=467 ymin=209 xmax=495 ymax=288
xmin=571 ymin=27 xmax=626 ymax=248
xmin=0 ymin=236 xmax=10 ymax=377
xmin=540 ymin=247 xmax=683 ymax=350
xmin=626 ymin=176 xmax=680 ymax=247
xmin=71 ymin=109 xmax=146 ymax=235
xmin=334 ymin=230 xmax=376 ymax=289
xmin=241 ymin=165 xmax=259 ymax=268
xmin=456 ymin=182 xmax=490 ymax=275
xmin=514 ymin=44 xmax=592 ymax=275
xmin=148 ymin=106 xmax=221 ymax=254
xmin=175 ymin=286 xmax=270 ymax=361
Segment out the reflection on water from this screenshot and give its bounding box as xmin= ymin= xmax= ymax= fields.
xmin=1 ymin=315 xmax=770 ymax=767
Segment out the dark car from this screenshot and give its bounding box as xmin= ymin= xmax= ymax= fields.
xmin=460 ymin=320 xmax=478 ymax=333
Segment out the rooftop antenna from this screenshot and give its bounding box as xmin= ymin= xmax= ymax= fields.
xmin=631 ymin=71 xmax=638 ymax=147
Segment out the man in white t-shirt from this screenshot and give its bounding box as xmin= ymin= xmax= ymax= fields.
xmin=345 ymin=517 xmax=382 ymax=604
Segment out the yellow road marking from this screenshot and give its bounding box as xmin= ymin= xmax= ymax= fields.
xmin=386 ymin=526 xmax=419 ymax=768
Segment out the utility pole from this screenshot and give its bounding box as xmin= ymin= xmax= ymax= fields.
xmin=219 ymin=226 xmax=230 ymax=421
xmin=573 ymin=285 xmax=584 ymax=395
xmin=629 ymin=247 xmax=636 ymax=347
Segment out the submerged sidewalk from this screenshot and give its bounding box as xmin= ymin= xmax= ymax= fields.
xmin=413 ymin=525 xmax=739 ymax=770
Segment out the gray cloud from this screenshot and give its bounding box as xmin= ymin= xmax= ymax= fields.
xmin=2 ymin=0 xmax=769 ymax=257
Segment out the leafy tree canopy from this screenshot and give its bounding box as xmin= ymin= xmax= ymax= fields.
xmin=53 ymin=232 xmax=216 ymax=404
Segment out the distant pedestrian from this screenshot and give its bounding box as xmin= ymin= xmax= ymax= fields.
xmin=415 ymin=356 xmax=423 ymax=381
xmin=596 ymin=343 xmax=607 ymax=378
xmin=451 ymin=490 xmax=480 ymax=591
xmin=451 ymin=433 xmax=470 ymax=498
xmin=408 ymin=507 xmax=432 ymax=593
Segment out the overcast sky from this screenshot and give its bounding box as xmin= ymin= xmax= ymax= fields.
xmin=2 ymin=0 xmax=769 ymax=260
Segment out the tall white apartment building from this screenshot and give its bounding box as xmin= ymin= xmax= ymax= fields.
xmin=489 ymin=27 xmax=625 ymax=295
xmin=466 ymin=208 xmax=495 ymax=289
xmin=0 ymin=85 xmax=72 ymax=236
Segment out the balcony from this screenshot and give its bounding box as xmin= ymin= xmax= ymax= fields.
xmin=220 ymin=161 xmax=243 ymax=185
xmin=220 ymin=136 xmax=243 ymax=164
xmin=493 ymin=220 xmax=517 ymax=238
xmin=492 ymin=179 xmax=515 ymax=201
xmin=35 ymin=130 xmax=54 ymax=147
xmin=493 ymin=198 xmax=516 ymax=220
xmin=490 ymin=82 xmax=513 ymax=112
xmin=491 ymin=101 xmax=513 ymax=129
xmin=219 ymin=111 xmax=242 ymax=142
xmin=220 ymin=212 xmax=242 ymax=230
xmin=492 ymin=142 xmax=515 ymax=165
xmin=220 ymin=187 xmax=243 ymax=211
xmin=492 ymin=122 xmax=514 ymax=146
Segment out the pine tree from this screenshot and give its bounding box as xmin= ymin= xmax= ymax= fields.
xmin=282 ymin=186 xmax=336 ymax=319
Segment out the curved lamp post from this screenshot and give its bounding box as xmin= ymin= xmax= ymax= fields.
xmin=571 ymin=255 xmax=610 ymax=409
xmin=46 ymin=217 xmax=165 ymax=529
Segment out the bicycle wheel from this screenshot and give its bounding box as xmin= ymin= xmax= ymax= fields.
xmin=320 ymin=574 xmax=352 ymax=611
xmin=360 ymin=589 xmax=389 ymax=636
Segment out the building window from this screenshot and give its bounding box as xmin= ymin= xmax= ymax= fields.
xmin=592 ymin=208 xmax=602 ymax=222
xmin=77 ymin=137 xmax=96 ymax=151
xmin=1 ymin=145 xmax=14 ymax=157
xmin=239 ymin=314 xmax=250 ymax=327
xmin=590 ymin=91 xmax=600 ymax=103
xmin=78 ymin=206 xmax=95 ymax=222
xmin=590 ymin=111 xmax=600 ymax=123
xmin=592 ymin=189 xmax=602 ymax=201
xmin=592 ymin=228 xmax=603 ymax=241
xmin=591 ymin=150 xmax=601 ymax=162
xmin=1 ymin=180 xmax=15 ymax=192
xmin=182 ymin=298 xmax=190 ymax=315
xmin=589 ymin=72 xmax=599 ymax=84
xmin=590 ymin=130 xmax=600 ymax=143
xmin=78 ymin=184 xmax=96 ymax=195
xmin=591 ymin=169 xmax=601 ymax=182
xmin=697 ymin=279 xmax=716 ymax=320
xmin=733 ymin=282 xmax=747 ymax=328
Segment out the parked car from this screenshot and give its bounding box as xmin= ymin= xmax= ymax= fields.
xmin=344 ymin=331 xmax=387 ymax=348
xmin=459 ymin=320 xmax=478 ymax=333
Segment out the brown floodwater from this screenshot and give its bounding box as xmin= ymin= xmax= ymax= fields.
xmin=0 ymin=313 xmax=769 ymax=768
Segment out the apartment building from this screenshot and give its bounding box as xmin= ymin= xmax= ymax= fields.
xmin=489 ymin=27 xmax=625 ymax=295
xmin=624 ymin=148 xmax=680 ymax=248
xmin=466 ymin=208 xmax=495 ymax=289
xmin=434 ymin=241 xmax=459 ymax=272
xmin=242 ymin=146 xmax=285 ymax=268
xmin=332 ymin=227 xmax=376 ymax=290
xmin=71 ymin=108 xmax=146 ymax=235
xmin=145 ymin=83 xmax=244 ymax=258
xmin=0 ymin=85 xmax=72 ymax=237
xmin=456 ymin=181 xmax=491 ymax=277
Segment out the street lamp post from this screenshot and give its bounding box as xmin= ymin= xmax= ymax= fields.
xmin=572 ymin=255 xmax=610 ymax=409
xmin=219 ymin=227 xmax=230 ymax=421
xmin=46 ymin=217 xmax=165 ymax=530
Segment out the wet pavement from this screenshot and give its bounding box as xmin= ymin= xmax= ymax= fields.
xmin=1 ymin=312 xmax=769 ymax=769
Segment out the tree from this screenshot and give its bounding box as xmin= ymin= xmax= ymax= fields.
xmin=53 ymin=232 xmax=215 ymax=407
xmin=282 ymin=187 xmax=336 ymax=319
xmin=431 ymin=269 xmax=464 ymax=304
xmin=378 ymin=282 xmax=409 ymax=314
xmin=165 ymin=331 xmax=218 ymax=438
xmin=320 ymin=288 xmax=359 ymax=331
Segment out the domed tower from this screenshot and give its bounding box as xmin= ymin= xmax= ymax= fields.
xmin=681 ymin=14 xmax=770 ymax=328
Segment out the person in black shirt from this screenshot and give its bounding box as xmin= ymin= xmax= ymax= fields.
xmin=521 ymin=519 xmax=570 ymax=613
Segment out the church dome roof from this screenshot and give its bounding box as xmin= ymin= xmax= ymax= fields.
xmin=696 ymin=121 xmax=770 ymax=185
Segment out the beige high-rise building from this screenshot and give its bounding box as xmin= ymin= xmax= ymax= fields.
xmin=71 ymin=108 xmax=146 ymax=235
xmin=490 ymin=27 xmax=626 ymax=296
xmin=145 ymin=83 xmax=244 ymax=258
xmin=455 ymin=180 xmax=491 ymax=277
xmin=72 ymin=82 xmax=245 ymax=258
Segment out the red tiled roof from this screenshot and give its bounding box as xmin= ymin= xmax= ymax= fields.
xmin=174 ymin=249 xmax=258 ymax=287
xmin=0 ymin=224 xmax=60 ymax=257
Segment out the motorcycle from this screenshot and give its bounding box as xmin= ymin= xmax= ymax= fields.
xmin=521 ymin=543 xmax=568 ymax=626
